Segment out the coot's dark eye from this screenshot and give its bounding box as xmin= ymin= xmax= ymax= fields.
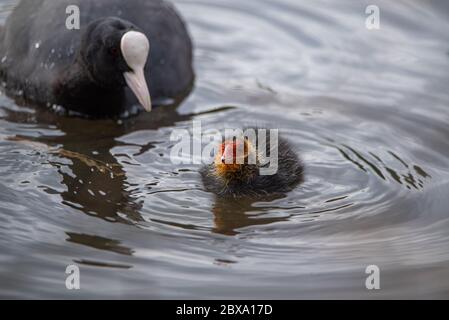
xmin=109 ymin=47 xmax=119 ymax=56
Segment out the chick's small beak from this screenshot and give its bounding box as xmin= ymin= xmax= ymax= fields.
xmin=221 ymin=143 xmax=236 ymax=164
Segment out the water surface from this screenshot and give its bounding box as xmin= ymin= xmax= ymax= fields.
xmin=1 ymin=0 xmax=449 ymax=298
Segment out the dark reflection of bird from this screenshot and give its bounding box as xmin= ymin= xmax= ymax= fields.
xmin=1 ymin=102 xmax=233 ymax=224
xmin=201 ymin=128 xmax=304 ymax=198
xmin=0 ymin=0 xmax=194 ymax=118
xmin=211 ymin=196 xmax=291 ymax=236
xmin=66 ymin=232 xmax=134 ymax=256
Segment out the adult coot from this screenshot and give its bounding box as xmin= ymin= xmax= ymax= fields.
xmin=200 ymin=128 xmax=304 ymax=197
xmin=0 ymin=0 xmax=194 ymax=118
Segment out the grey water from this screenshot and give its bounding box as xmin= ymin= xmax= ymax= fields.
xmin=1 ymin=0 xmax=449 ymax=299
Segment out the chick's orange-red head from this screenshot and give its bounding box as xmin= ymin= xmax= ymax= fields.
xmin=214 ymin=139 xmax=252 ymax=175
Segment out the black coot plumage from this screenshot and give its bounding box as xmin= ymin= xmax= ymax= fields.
xmin=0 ymin=0 xmax=194 ymax=118
xmin=200 ymin=128 xmax=304 ymax=197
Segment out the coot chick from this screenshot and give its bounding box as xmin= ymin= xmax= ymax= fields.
xmin=0 ymin=0 xmax=194 ymax=118
xmin=200 ymin=129 xmax=303 ymax=197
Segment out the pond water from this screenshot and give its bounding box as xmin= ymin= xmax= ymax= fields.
xmin=1 ymin=0 xmax=449 ymax=299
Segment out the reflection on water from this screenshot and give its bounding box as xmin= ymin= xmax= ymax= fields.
xmin=1 ymin=104 xmax=211 ymax=224
xmin=328 ymin=139 xmax=431 ymax=190
xmin=66 ymin=232 xmax=134 ymax=256
xmin=212 ymin=195 xmax=291 ymax=236
xmin=1 ymin=0 xmax=449 ymax=299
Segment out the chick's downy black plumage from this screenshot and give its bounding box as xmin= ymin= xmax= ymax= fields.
xmin=200 ymin=129 xmax=304 ymax=198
